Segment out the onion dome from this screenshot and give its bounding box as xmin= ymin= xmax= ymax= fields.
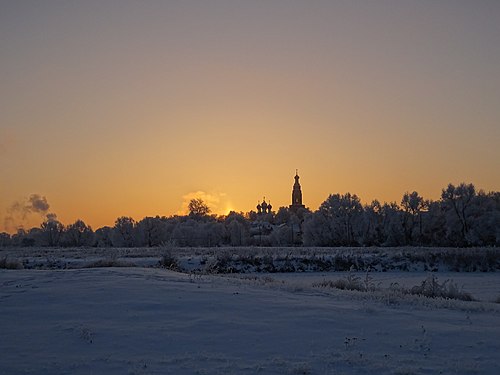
xmin=261 ymin=200 xmax=268 ymax=210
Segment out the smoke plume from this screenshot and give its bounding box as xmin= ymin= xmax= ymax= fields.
xmin=3 ymin=194 xmax=51 ymax=232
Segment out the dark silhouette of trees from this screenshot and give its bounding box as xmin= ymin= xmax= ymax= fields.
xmin=441 ymin=183 xmax=476 ymax=245
xmin=64 ymin=219 xmax=94 ymax=247
xmin=361 ymin=200 xmax=384 ymax=246
xmin=40 ymin=214 xmax=64 ymax=246
xmin=1 ymin=182 xmax=497 ymax=248
xmin=112 ymin=217 xmax=136 ymax=247
xmin=95 ymin=226 xmax=113 ymax=247
xmin=401 ymin=191 xmax=427 ymax=245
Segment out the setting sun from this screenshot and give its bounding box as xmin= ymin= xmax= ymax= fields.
xmin=0 ymin=1 xmax=498 ymax=233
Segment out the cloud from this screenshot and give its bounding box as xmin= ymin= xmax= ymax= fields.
xmin=178 ymin=191 xmax=230 ymax=216
xmin=28 ymin=194 xmax=50 ymax=213
xmin=3 ymin=194 xmax=52 ymax=232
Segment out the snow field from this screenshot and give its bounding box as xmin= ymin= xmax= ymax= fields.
xmin=1 ymin=267 xmax=500 ymax=374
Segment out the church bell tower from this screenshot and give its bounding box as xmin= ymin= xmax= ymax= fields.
xmin=290 ymin=170 xmax=305 ymax=211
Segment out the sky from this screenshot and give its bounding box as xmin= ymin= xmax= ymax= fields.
xmin=1 ymin=1 xmax=499 ymax=232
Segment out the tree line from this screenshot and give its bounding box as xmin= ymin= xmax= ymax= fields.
xmin=0 ymin=183 xmax=498 ymax=248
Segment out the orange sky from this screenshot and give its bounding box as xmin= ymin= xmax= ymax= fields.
xmin=1 ymin=1 xmax=499 ymax=233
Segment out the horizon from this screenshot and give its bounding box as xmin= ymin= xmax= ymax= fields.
xmin=1 ymin=178 xmax=494 ymax=234
xmin=1 ymin=1 xmax=499 ymax=233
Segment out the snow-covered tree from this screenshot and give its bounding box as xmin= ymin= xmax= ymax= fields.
xmin=63 ymin=219 xmax=94 ymax=247
xmin=361 ymin=200 xmax=384 ymax=246
xmin=304 ymin=193 xmax=363 ymax=246
xmin=95 ymin=226 xmax=113 ymax=247
xmin=441 ymin=183 xmax=476 ymax=245
xmin=40 ymin=214 xmax=64 ymax=246
xmin=224 ymin=212 xmax=249 ymax=246
xmin=401 ymin=191 xmax=427 ymax=245
xmin=112 ymin=216 xmax=136 ymax=247
xmin=420 ymin=200 xmax=447 ymax=246
xmin=465 ymin=191 xmax=499 ymax=246
xmin=136 ymin=216 xmax=167 ymax=247
xmin=380 ymin=202 xmax=405 ymax=246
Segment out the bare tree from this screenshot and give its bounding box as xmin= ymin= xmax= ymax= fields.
xmin=188 ymin=198 xmax=211 ymax=218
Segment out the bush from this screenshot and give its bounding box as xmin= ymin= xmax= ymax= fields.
xmin=313 ymin=277 xmax=363 ymax=292
xmin=409 ymin=275 xmax=475 ymax=301
xmin=0 ymin=257 xmax=23 ymax=270
xmin=159 ymin=251 xmax=181 ymax=271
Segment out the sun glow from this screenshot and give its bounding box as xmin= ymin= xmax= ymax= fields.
xmin=0 ymin=2 xmax=499 ymax=232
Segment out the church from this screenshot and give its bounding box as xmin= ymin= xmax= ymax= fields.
xmin=252 ymin=171 xmax=306 ymax=245
xmin=256 ymin=170 xmax=306 ymax=214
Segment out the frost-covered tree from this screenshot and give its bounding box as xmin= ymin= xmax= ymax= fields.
xmin=274 ymin=207 xmax=291 ymax=225
xmin=465 ymin=191 xmax=500 ymax=246
xmin=40 ymin=214 xmax=64 ymax=246
xmin=325 ymin=193 xmax=363 ymax=245
xmin=136 ymin=216 xmax=167 ymax=247
xmin=361 ymin=200 xmax=384 ymax=246
xmin=380 ymin=202 xmax=405 ymax=246
xmin=303 ymin=210 xmax=332 ymax=246
xmin=201 ymin=221 xmax=226 ymax=247
xmin=304 ymin=193 xmax=363 ymax=246
xmin=420 ymin=200 xmax=447 ymax=246
xmin=112 ymin=216 xmax=136 ymax=247
xmin=441 ymin=183 xmax=476 ymax=245
xmin=270 ymin=224 xmax=295 ymax=246
xmin=401 ymin=191 xmax=427 ymax=245
xmin=63 ymin=219 xmax=95 ymax=247
xmin=95 ymin=226 xmax=113 ymax=247
xmin=224 ymin=212 xmax=249 ymax=246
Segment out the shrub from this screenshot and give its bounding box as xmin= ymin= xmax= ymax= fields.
xmin=313 ymin=273 xmax=366 ymax=292
xmin=159 ymin=251 xmax=181 ymax=271
xmin=409 ymin=275 xmax=475 ymax=301
xmin=0 ymin=257 xmax=23 ymax=270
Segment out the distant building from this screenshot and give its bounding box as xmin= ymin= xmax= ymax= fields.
xmin=256 ymin=197 xmax=273 ymax=214
xmin=289 ymin=170 xmax=305 ymax=212
xmin=251 ymin=171 xmax=306 ymax=245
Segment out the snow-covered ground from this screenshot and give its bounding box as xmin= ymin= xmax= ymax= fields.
xmin=1 ymin=266 xmax=500 ymax=374
xmin=244 ymin=271 xmax=500 ymax=302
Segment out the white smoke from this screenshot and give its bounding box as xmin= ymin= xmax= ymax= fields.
xmin=3 ymin=194 xmax=52 ymax=232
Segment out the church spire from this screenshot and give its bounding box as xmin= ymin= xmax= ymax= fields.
xmin=290 ymin=170 xmax=305 ymax=211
